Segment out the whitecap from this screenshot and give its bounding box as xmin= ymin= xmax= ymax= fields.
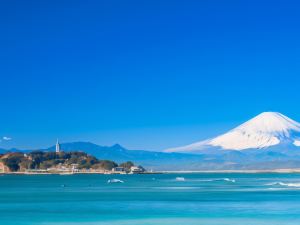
xmin=222 ymin=178 xmax=236 ymax=183
xmin=206 ymin=178 xmax=236 ymax=183
xmin=107 ymin=179 xmax=124 ymax=184
xmin=175 ymin=177 xmax=185 ymax=181
xmin=266 ymin=182 xmax=300 ymax=188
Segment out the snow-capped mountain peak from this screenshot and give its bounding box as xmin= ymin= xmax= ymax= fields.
xmin=166 ymin=112 xmax=300 ymax=152
xmin=235 ymin=112 xmax=300 ymax=136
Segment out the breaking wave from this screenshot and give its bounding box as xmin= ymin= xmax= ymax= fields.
xmin=191 ymin=178 xmax=236 ymax=183
xmin=206 ymin=178 xmax=236 ymax=183
xmin=266 ymin=182 xmax=300 ymax=188
xmin=175 ymin=177 xmax=185 ymax=181
xmin=222 ymin=178 xmax=236 ymax=183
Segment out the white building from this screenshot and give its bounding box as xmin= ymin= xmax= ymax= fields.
xmin=130 ymin=166 xmax=145 ymax=174
xmin=56 ymin=139 xmax=61 ymax=153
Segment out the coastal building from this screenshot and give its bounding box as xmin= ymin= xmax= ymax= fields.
xmin=71 ymin=164 xmax=79 ymax=173
xmin=130 ymin=166 xmax=145 ymax=174
xmin=112 ymin=167 xmax=125 ymax=173
xmin=56 ymin=139 xmax=61 ymax=153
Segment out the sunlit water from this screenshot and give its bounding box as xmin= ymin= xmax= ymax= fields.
xmin=1 ymin=173 xmax=300 ymax=225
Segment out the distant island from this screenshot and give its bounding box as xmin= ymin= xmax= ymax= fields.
xmin=0 ymin=139 xmax=147 ymax=174
xmin=0 ymin=151 xmax=146 ymax=174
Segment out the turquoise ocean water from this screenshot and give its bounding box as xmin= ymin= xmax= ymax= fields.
xmin=1 ymin=173 xmax=300 ymax=225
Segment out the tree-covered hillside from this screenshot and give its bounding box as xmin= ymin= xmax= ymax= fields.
xmin=0 ymin=151 xmax=134 ymax=172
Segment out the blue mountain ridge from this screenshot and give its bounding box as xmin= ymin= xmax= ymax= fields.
xmin=1 ymin=141 xmax=300 ymax=170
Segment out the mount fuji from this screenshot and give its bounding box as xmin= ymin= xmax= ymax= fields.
xmin=166 ymin=112 xmax=300 ymax=153
xmin=2 ymin=112 xmax=300 ymax=170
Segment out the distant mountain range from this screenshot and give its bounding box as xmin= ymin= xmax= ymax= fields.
xmin=0 ymin=142 xmax=203 ymax=171
xmin=45 ymin=142 xmax=204 ymax=170
xmin=1 ymin=112 xmax=300 ymax=170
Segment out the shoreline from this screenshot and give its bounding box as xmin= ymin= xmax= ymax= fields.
xmin=0 ymin=171 xmax=163 ymax=175
xmin=160 ymin=168 xmax=300 ymax=174
xmin=2 ymin=169 xmax=300 ymax=175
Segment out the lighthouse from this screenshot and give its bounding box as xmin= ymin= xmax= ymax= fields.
xmin=56 ymin=139 xmax=60 ymax=153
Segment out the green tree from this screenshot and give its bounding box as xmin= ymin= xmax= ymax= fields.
xmin=120 ymin=161 xmax=134 ymax=170
xmin=94 ymin=160 xmax=118 ymax=170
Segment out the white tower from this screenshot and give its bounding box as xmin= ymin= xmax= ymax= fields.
xmin=56 ymin=139 xmax=60 ymax=153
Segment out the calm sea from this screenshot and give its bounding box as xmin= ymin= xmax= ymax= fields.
xmin=1 ymin=173 xmax=300 ymax=225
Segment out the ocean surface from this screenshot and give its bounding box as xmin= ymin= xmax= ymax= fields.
xmin=1 ymin=173 xmax=300 ymax=225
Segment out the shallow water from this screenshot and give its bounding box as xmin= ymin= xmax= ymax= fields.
xmin=1 ymin=173 xmax=300 ymax=225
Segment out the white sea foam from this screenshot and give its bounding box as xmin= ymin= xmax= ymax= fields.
xmin=189 ymin=178 xmax=236 ymax=183
xmin=175 ymin=177 xmax=185 ymax=181
xmin=222 ymin=178 xmax=236 ymax=183
xmin=266 ymin=182 xmax=300 ymax=188
xmin=107 ymin=179 xmax=124 ymax=184
xmin=207 ymin=178 xmax=236 ymax=183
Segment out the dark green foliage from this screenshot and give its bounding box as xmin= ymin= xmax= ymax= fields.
xmin=92 ymin=160 xmax=118 ymax=170
xmin=137 ymin=165 xmax=146 ymax=172
xmin=0 ymin=151 xmax=122 ymax=172
xmin=119 ymin=161 xmax=135 ymax=170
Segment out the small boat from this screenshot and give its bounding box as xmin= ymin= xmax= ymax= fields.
xmin=107 ymin=179 xmax=124 ymax=183
xmin=175 ymin=177 xmax=185 ymax=181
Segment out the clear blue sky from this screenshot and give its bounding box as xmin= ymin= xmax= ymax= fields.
xmin=1 ymin=0 xmax=300 ymax=150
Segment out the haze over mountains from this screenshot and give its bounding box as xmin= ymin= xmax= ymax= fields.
xmin=2 ymin=112 xmax=300 ymax=170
